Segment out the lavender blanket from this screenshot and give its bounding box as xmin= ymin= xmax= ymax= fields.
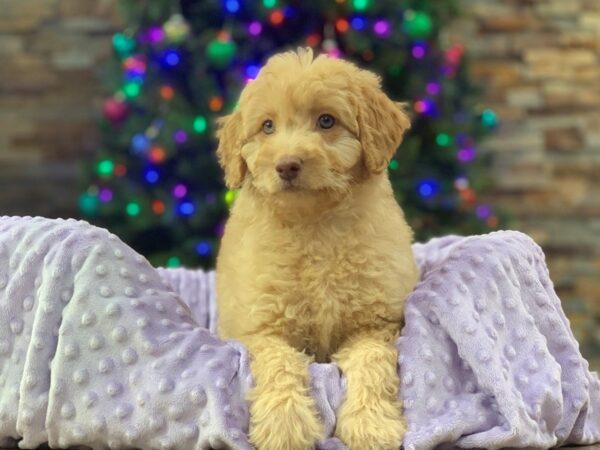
xmin=0 ymin=216 xmax=598 ymax=450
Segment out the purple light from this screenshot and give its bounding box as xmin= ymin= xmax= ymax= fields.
xmin=173 ymin=183 xmax=187 ymax=198
xmin=373 ymin=20 xmax=390 ymax=37
xmin=476 ymin=204 xmax=492 ymax=219
xmin=457 ymin=147 xmax=476 ymax=162
xmin=174 ymin=130 xmax=188 ymax=144
xmin=426 ymin=82 xmax=441 ymax=95
xmin=412 ymin=44 xmax=426 ymax=59
xmin=215 ymin=221 xmax=226 ymax=237
xmin=147 ymin=26 xmax=165 ymax=44
xmin=248 ymin=21 xmax=262 ymax=36
xmin=99 ymin=188 xmax=113 ymax=203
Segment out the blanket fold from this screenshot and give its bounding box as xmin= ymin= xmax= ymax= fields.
xmin=0 ymin=216 xmax=598 ymax=450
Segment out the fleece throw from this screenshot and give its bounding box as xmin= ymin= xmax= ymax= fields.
xmin=0 ymin=216 xmax=598 ymax=450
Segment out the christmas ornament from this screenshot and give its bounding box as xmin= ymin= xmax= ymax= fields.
xmin=403 ymin=10 xmax=433 ymax=39
xmin=103 ymin=97 xmax=129 ymax=124
xmin=206 ymin=32 xmax=237 ymax=69
xmin=112 ymin=33 xmax=136 ymax=58
xmin=163 ymin=14 xmax=190 ymax=44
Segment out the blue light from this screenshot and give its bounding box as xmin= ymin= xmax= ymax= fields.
xmin=124 ymin=73 xmax=145 ymax=83
xmin=417 ymin=179 xmax=439 ymax=198
xmin=351 ymin=16 xmax=366 ymax=30
xmin=225 ymin=0 xmax=240 ymax=13
xmin=131 ymin=134 xmax=150 ymax=154
xmin=163 ymin=49 xmax=180 ymax=67
xmin=179 ymin=201 xmax=195 ymax=216
xmin=195 ymin=241 xmax=212 ymax=256
xmin=145 ymin=169 xmax=159 ymax=184
xmin=245 ymin=64 xmax=260 ymax=79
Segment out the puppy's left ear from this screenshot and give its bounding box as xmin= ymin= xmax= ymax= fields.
xmin=355 ymin=73 xmax=411 ymax=174
xmin=216 ymin=111 xmax=247 ymax=189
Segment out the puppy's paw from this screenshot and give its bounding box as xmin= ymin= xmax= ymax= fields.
xmin=249 ymin=391 xmax=323 ymax=450
xmin=335 ymin=398 xmax=406 ymax=450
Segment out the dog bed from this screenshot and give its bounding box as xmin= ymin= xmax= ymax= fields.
xmin=0 ymin=216 xmax=598 ymax=450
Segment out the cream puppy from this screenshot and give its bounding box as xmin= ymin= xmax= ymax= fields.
xmin=216 ymin=48 xmax=419 ymax=450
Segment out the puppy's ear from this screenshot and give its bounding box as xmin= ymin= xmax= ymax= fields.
xmin=216 ymin=111 xmax=247 ymax=189
xmin=355 ymin=72 xmax=411 ymax=174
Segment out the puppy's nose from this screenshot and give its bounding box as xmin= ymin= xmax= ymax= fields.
xmin=276 ymin=156 xmax=302 ymax=181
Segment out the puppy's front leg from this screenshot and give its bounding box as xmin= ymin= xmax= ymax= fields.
xmin=245 ymin=334 xmax=324 ymax=450
xmin=333 ymin=328 xmax=405 ymax=450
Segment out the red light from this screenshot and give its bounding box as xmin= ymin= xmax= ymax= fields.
xmin=336 ymin=18 xmax=349 ymax=33
xmin=160 ymin=85 xmax=174 ymax=100
xmin=270 ymin=10 xmax=284 ymax=25
xmin=152 ymin=200 xmax=166 ymax=215
xmin=149 ymin=146 xmax=166 ymax=163
xmin=114 ymin=164 xmax=127 ymax=176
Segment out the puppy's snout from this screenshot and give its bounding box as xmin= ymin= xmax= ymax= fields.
xmin=276 ymin=156 xmax=302 ymax=181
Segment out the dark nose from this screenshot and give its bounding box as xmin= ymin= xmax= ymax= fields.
xmin=276 ymin=156 xmax=302 ymax=181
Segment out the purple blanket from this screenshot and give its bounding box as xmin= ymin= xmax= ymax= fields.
xmin=0 ymin=216 xmax=598 ymax=449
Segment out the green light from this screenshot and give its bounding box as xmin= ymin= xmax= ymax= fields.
xmin=263 ymin=0 xmax=277 ymax=8
xmin=112 ymin=33 xmax=136 ymax=57
xmin=97 ymin=159 xmax=114 ymax=176
xmin=388 ymin=64 xmax=401 ymax=77
xmin=126 ymin=202 xmax=141 ymax=216
xmin=389 ymin=160 xmax=399 ymax=170
xmin=482 ymin=109 xmax=498 ymax=128
xmin=436 ymin=133 xmax=451 ymax=147
xmin=352 ymin=0 xmax=370 ymax=11
xmin=79 ymin=192 xmax=99 ymax=215
xmin=403 ymin=10 xmax=433 ymax=39
xmin=206 ymin=37 xmax=237 ymax=69
xmin=224 ymin=190 xmax=238 ymax=206
xmin=167 ymin=256 xmax=181 ymax=268
xmin=123 ymin=81 xmax=141 ymax=99
xmin=193 ymin=116 xmax=207 ymax=133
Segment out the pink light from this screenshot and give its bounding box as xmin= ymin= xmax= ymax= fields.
xmin=454 ymin=177 xmax=469 ymax=190
xmin=173 ymin=183 xmax=187 ymax=198
xmin=457 ymin=147 xmax=476 ymax=162
xmin=327 ymin=48 xmax=342 ymax=58
xmin=174 ymin=130 xmax=188 ymax=144
xmin=373 ymin=20 xmax=390 ymax=37
xmin=414 ymin=100 xmax=427 ymax=113
xmin=99 ymin=188 xmax=113 ymax=203
xmin=426 ymin=82 xmax=440 ymax=95
xmin=248 ymin=21 xmax=262 ymax=36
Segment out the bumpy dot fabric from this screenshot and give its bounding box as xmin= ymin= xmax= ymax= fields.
xmin=0 ymin=217 xmax=252 ymax=450
xmin=1 ymin=216 xmax=599 ymax=450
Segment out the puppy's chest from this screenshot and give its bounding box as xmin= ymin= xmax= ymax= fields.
xmin=275 ymin=242 xmax=383 ymax=359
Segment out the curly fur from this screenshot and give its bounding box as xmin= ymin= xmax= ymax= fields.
xmin=216 ymin=48 xmax=419 ymax=450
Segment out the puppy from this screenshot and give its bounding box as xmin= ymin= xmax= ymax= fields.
xmin=215 ymin=48 xmax=419 ymax=450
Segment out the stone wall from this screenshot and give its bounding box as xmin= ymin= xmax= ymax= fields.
xmin=0 ymin=0 xmax=120 ymax=218
xmin=0 ymin=0 xmax=598 ymax=367
xmin=446 ymin=0 xmax=600 ymax=366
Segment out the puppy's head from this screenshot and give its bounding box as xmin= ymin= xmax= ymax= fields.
xmin=216 ymin=48 xmax=410 ymax=200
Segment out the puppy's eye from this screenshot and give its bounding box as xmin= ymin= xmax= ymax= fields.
xmin=317 ymin=114 xmax=335 ymax=130
xmin=262 ymin=119 xmax=275 ymax=134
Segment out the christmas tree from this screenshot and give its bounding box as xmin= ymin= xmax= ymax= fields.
xmin=80 ymin=0 xmax=500 ymax=269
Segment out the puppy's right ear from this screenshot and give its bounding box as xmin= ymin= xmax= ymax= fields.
xmin=216 ymin=111 xmax=247 ymax=189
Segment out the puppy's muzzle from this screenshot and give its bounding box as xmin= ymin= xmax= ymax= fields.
xmin=276 ymin=156 xmax=302 ymax=181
